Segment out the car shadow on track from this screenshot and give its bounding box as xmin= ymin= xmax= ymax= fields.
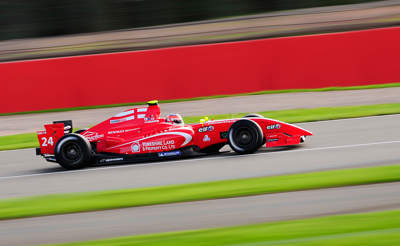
xmin=87 ymin=144 xmax=303 ymax=168
xmin=28 ymin=145 xmax=304 ymax=174
xmin=30 ymin=166 xmax=69 ymax=174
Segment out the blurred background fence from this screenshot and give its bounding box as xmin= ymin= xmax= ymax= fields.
xmin=0 ymin=0 xmax=382 ymax=41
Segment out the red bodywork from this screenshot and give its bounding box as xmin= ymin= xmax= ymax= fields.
xmin=37 ymin=104 xmax=312 ymax=158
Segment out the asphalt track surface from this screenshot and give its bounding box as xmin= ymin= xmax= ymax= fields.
xmin=1 ymin=114 xmax=400 ymax=199
xmin=1 ymin=87 xmax=400 ymax=135
xmin=1 ymin=115 xmax=400 ymax=245
xmin=2 ymin=182 xmax=400 ymax=245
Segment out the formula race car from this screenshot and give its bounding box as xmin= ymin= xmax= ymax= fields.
xmin=36 ymin=100 xmax=312 ymax=169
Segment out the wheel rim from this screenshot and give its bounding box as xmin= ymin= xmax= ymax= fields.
xmin=62 ymin=142 xmax=82 ymax=162
xmin=234 ymin=127 xmax=253 ymax=147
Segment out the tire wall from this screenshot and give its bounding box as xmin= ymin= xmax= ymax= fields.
xmin=1 ymin=27 xmax=400 ymax=114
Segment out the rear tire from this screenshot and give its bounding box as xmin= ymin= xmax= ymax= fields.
xmin=228 ymin=119 xmax=263 ymax=154
xmin=54 ymin=134 xmax=92 ymax=170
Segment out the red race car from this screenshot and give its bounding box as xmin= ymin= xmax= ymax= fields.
xmin=36 ymin=100 xmax=312 ymax=169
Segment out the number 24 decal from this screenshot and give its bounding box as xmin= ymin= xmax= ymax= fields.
xmin=41 ymin=137 xmax=54 ymax=146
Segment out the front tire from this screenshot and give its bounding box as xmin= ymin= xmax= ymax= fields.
xmin=243 ymin=113 xmax=264 ymax=118
xmin=54 ymin=134 xmax=92 ymax=170
xmin=228 ymin=119 xmax=263 ymax=154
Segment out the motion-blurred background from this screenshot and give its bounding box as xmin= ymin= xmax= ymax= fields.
xmin=1 ymin=0 xmax=399 ymax=61
xmin=0 ymin=0 xmax=384 ymax=40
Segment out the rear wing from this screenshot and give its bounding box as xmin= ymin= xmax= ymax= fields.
xmin=36 ymin=120 xmax=72 ymax=155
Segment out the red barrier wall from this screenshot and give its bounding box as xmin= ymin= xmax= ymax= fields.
xmin=1 ymin=27 xmax=400 ymax=114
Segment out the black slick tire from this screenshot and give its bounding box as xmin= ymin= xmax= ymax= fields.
xmin=243 ymin=113 xmax=264 ymax=118
xmin=228 ymin=119 xmax=263 ymax=154
xmin=54 ymin=133 xmax=92 ymax=169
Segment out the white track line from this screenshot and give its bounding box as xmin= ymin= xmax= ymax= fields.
xmin=1 ymin=140 xmax=400 ymax=181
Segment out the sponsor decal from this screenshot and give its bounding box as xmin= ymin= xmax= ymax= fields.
xmin=110 ymin=115 xmax=135 ymax=124
xmin=267 ymin=124 xmax=281 ymax=130
xmin=198 ymin=125 xmax=215 ymax=133
xmin=220 ymin=131 xmax=228 ymax=139
xmin=83 ymin=131 xmax=104 ymax=141
xmin=212 ymin=119 xmax=236 ymax=124
xmin=137 ymin=108 xmax=148 ymax=112
xmin=109 ymin=132 xmax=192 ymax=149
xmin=158 ymin=150 xmax=182 ymax=157
xmin=108 ymin=128 xmax=139 ymax=135
xmin=99 ymin=157 xmax=124 ymax=163
xmin=203 ymin=135 xmax=211 ymax=142
xmin=131 ymin=143 xmax=141 ymax=153
xmin=114 ymin=110 xmax=134 ymax=117
xmin=267 ymin=138 xmax=279 ymax=142
xmin=142 ymin=140 xmax=176 ymax=151
xmin=108 ymin=130 xmax=125 ymax=135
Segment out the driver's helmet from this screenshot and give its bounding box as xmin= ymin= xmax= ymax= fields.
xmin=166 ymin=114 xmax=184 ymax=125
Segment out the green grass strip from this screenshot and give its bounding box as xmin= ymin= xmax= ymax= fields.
xmin=2 ymin=103 xmax=400 ymax=151
xmin=183 ymin=103 xmax=400 ymax=124
xmin=0 ymin=128 xmax=78 ymax=151
xmin=1 ymin=82 xmax=399 ymax=116
xmin=51 ymin=209 xmax=400 ymax=246
xmin=1 ymin=164 xmax=400 ymax=220
xmin=0 ymin=132 xmax=39 ymax=151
